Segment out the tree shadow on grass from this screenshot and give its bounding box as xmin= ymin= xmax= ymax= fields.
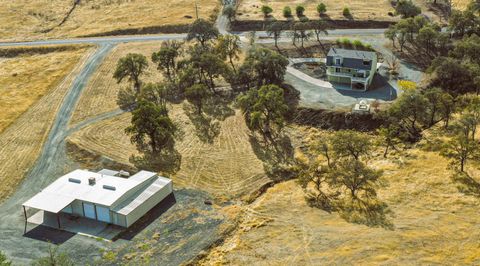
xmin=451 ymin=171 xmax=480 ymax=198
xmin=202 ymin=92 xmax=236 ymax=121
xmin=337 ymin=197 xmax=394 ymax=230
xmin=184 ymin=104 xmax=221 ymax=144
xmin=249 ymin=134 xmax=297 ymax=181
xmin=130 ymin=148 xmax=182 ymax=175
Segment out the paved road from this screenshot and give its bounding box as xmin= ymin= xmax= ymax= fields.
xmin=0 ymin=34 xmax=187 ymax=47
xmin=0 ymin=30 xmax=385 ymax=47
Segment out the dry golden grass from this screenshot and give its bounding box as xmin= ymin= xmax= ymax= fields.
xmin=0 ymin=0 xmax=218 ymax=42
xmin=70 ymin=41 xmax=165 ymax=126
xmin=0 ymin=47 xmax=93 ymax=201
xmin=0 ymin=47 xmax=88 ymax=133
xmin=236 ymin=0 xmax=466 ymax=21
xmin=236 ymin=0 xmax=397 ymax=21
xmin=201 ymin=129 xmax=480 ymax=265
xmin=452 ymin=0 xmax=472 ymax=10
xmin=68 ymin=104 xmax=271 ymax=199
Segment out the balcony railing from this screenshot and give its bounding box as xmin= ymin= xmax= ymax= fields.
xmin=327 ymin=70 xmax=369 ymax=82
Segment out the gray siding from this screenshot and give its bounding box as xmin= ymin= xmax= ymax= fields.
xmin=125 ymin=182 xmax=173 ymax=227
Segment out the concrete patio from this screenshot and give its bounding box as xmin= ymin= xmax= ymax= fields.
xmin=27 ymin=211 xmax=123 ymax=241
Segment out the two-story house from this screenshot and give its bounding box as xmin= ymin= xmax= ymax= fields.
xmin=326 ymin=48 xmax=377 ymax=91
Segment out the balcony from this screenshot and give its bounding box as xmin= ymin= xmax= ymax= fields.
xmin=327 ymin=69 xmax=369 ymax=82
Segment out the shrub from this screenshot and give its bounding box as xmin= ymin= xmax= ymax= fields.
xmin=296 ymin=5 xmax=305 ymax=17
xmin=261 ymin=5 xmax=273 ymax=17
xmin=395 ymin=0 xmax=421 ymax=18
xmin=317 ymin=3 xmax=327 ymax=15
xmin=338 ymin=38 xmax=352 ymax=48
xmin=352 ymin=40 xmax=364 ymax=49
xmin=283 ymin=6 xmax=292 ymax=18
xmin=343 ymin=7 xmax=351 ymax=17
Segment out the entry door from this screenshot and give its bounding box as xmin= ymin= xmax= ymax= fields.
xmin=83 ymin=203 xmax=96 ymax=219
xmin=96 ymin=206 xmax=111 ymax=223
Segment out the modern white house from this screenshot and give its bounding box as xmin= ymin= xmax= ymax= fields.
xmin=326 ymin=48 xmax=378 ymax=91
xmin=23 ymin=169 xmax=173 ymax=229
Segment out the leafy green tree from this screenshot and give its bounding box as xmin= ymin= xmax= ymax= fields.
xmin=377 ymin=124 xmax=402 ymax=158
xmin=266 ymin=21 xmax=284 ymax=50
xmin=139 ymin=83 xmax=169 ymax=111
xmin=223 ymin=5 xmax=236 ymax=23
xmin=395 ymin=0 xmax=421 ymax=18
xmin=317 ymin=3 xmax=327 ymax=15
xmin=297 ymin=158 xmax=332 ymax=208
xmin=441 ymin=132 xmax=479 ymax=172
xmin=424 ymin=87 xmax=444 ymax=126
xmin=293 ymin=21 xmax=312 ymax=49
xmin=283 ymin=6 xmax=292 ymax=18
xmin=343 ymin=7 xmax=351 ymax=17
xmin=113 ymin=53 xmax=148 ymax=93
xmin=417 ymin=25 xmax=440 ymax=55
xmin=151 ymin=41 xmax=183 ymax=82
xmin=0 ymin=251 xmax=11 ymax=266
xmin=385 ymin=26 xmax=398 ymax=48
xmin=185 ymin=84 xmax=211 ymax=115
xmin=186 ymin=19 xmax=219 ymax=47
xmin=215 ymin=34 xmax=241 ymax=72
xmin=450 ymin=34 xmax=480 ymax=65
xmin=448 ymin=9 xmax=478 ymax=37
xmin=126 ymin=100 xmax=176 ymax=154
xmin=238 ymin=47 xmax=289 ymax=88
xmin=439 ymin=91 xmax=456 ymax=128
xmin=309 ymin=137 xmax=332 ymax=167
xmin=428 ymin=57 xmax=474 ymax=95
xmin=237 ymin=84 xmax=289 ymax=142
xmin=310 ymin=20 xmax=329 ymax=54
xmin=296 ymin=5 xmax=305 ymax=17
xmin=383 ymin=89 xmax=428 ymax=141
xmin=32 ymin=246 xmax=74 ymax=266
xmin=261 ymin=5 xmax=273 ymax=17
xmin=329 ymin=159 xmax=383 ymax=199
xmin=330 ymin=130 xmax=372 ymax=161
xmin=194 ymin=52 xmax=227 ymax=92
xmin=457 ymin=98 xmax=480 ymax=140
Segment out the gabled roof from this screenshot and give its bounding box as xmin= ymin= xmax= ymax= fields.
xmin=23 ymin=169 xmax=159 ymax=213
xmin=326 ymin=48 xmax=377 ymax=71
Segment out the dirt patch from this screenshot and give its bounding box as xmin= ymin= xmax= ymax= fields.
xmin=292 ymin=62 xmax=327 ymax=80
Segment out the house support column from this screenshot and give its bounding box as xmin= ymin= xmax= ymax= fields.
xmin=57 ymin=213 xmax=61 ymax=229
xmin=23 ymin=206 xmax=27 ymax=234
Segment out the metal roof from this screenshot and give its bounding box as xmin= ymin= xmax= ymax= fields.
xmin=327 ymin=48 xmax=376 ymax=60
xmin=326 ymin=48 xmax=377 ymax=70
xmin=115 ymin=176 xmax=172 ymax=215
xmin=23 ymin=169 xmax=160 ymax=213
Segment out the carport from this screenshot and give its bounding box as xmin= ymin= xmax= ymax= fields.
xmin=22 ymin=193 xmax=75 ymax=231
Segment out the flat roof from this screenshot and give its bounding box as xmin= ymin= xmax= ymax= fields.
xmin=23 ymin=169 xmax=159 ymax=213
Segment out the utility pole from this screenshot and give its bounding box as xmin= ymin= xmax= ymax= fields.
xmin=195 ymin=0 xmax=199 ymax=19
